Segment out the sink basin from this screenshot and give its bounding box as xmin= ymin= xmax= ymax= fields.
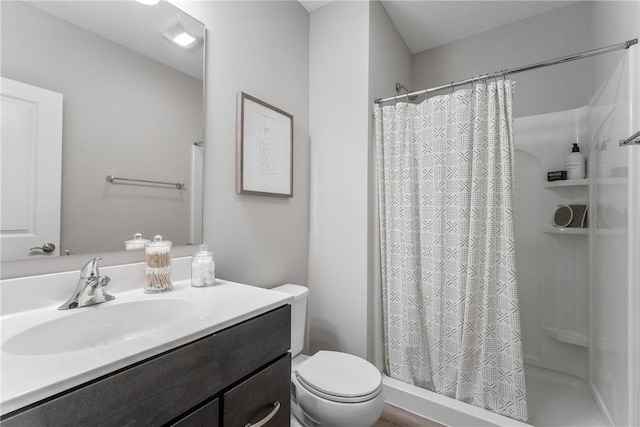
xmin=3 ymin=299 xmax=198 ymax=355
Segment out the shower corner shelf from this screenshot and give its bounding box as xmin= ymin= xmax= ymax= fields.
xmin=543 ymin=225 xmax=588 ymax=235
xmin=542 ymin=326 xmax=589 ymax=347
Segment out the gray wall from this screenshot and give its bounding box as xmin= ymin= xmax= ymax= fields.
xmin=411 ymin=2 xmax=592 ymax=118
xmin=1 ymin=1 xmax=202 ymax=254
xmin=308 ymin=0 xmax=371 ymax=358
xmin=173 ymin=1 xmax=310 ymax=288
xmin=306 ymin=0 xmax=412 ymax=360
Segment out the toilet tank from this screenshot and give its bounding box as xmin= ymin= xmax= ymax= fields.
xmin=271 ymin=284 xmax=308 ymax=357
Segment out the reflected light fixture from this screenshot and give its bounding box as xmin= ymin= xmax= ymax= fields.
xmin=135 ymin=0 xmax=160 ymax=5
xmin=161 ymin=18 xmax=201 ymax=49
xmin=172 ymin=32 xmax=197 ymax=48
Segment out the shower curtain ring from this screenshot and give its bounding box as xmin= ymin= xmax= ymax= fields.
xmin=450 ymin=81 xmax=455 ymax=94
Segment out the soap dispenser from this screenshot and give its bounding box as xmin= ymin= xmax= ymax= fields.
xmin=566 ymin=143 xmax=586 ymax=179
xmin=191 ymin=244 xmax=215 ymax=287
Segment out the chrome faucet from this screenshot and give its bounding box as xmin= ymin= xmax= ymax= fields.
xmin=58 ymin=257 xmax=115 ymax=310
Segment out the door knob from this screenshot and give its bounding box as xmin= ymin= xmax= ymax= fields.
xmin=30 ymin=243 xmax=56 ymax=253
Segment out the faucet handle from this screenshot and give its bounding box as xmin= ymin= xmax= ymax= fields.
xmin=96 ymin=276 xmax=111 ymax=287
xmin=80 ymin=256 xmax=103 ymax=278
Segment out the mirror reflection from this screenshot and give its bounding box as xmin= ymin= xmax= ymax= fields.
xmin=1 ymin=0 xmax=205 ymax=262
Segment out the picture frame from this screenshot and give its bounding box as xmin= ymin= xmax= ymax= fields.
xmin=236 ymin=92 xmax=293 ymax=197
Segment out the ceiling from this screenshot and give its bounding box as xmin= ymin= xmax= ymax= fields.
xmin=299 ymin=0 xmax=579 ymax=54
xmin=298 ymin=0 xmax=335 ymax=12
xmin=27 ymin=0 xmax=205 ymax=80
xmin=30 ymin=0 xmax=580 ymax=76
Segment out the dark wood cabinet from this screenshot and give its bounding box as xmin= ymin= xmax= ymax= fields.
xmin=171 ymin=398 xmax=220 ymax=427
xmin=224 ymin=354 xmax=290 ymax=426
xmin=2 ymin=305 xmax=291 ymax=427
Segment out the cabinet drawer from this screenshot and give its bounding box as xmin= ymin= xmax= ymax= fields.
xmin=171 ymin=398 xmax=219 ymax=427
xmin=3 ymin=306 xmax=290 ymax=427
xmin=223 ymin=354 xmax=290 ymax=427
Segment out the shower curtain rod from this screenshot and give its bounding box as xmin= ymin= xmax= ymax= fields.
xmin=375 ymin=38 xmax=638 ymax=104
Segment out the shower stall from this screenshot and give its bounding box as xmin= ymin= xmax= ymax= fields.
xmin=373 ymin=2 xmax=639 ymax=426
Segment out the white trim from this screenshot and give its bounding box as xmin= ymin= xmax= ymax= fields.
xmin=383 ymin=375 xmax=530 ymax=427
xmin=627 ymin=43 xmax=640 ymax=427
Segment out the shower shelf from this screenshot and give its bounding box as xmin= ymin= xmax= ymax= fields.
xmin=596 ymin=177 xmax=627 ymax=185
xmin=597 ymin=228 xmax=626 ymax=236
xmin=543 ymin=225 xmax=588 ymax=235
xmin=544 ymin=179 xmax=588 ymax=188
xmin=544 ymin=178 xmax=627 ymax=188
xmin=542 ymin=326 xmax=588 ymax=347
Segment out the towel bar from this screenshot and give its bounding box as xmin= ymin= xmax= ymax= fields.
xmin=620 ymin=130 xmax=640 ymax=146
xmin=105 ymin=175 xmax=184 ymax=189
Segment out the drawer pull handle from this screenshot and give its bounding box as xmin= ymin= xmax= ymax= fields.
xmin=245 ymin=401 xmax=280 ymax=427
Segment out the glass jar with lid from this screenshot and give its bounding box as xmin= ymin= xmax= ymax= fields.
xmin=144 ymin=235 xmax=172 ymax=293
xmin=191 ymin=244 xmax=215 ymax=287
xmin=125 ymin=233 xmax=150 ymax=250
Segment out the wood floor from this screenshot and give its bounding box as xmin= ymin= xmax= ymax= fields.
xmin=374 ymin=403 xmax=445 ymax=427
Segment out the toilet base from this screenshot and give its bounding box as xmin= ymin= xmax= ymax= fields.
xmin=291 ymin=372 xmax=384 ymax=427
xmin=290 ymin=415 xmax=304 ymax=427
xmin=291 ymin=398 xmax=319 ymax=427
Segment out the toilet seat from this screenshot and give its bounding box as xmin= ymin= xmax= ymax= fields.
xmin=294 ymin=351 xmax=382 ymax=404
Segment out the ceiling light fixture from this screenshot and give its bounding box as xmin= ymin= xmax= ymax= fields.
xmin=160 ymin=18 xmax=201 ymax=49
xmin=135 ymin=0 xmax=160 ymax=5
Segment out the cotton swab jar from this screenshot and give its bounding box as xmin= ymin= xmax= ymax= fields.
xmin=144 ymin=235 xmax=172 ymax=293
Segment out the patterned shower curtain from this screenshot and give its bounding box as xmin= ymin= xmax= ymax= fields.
xmin=375 ymin=80 xmax=528 ymax=422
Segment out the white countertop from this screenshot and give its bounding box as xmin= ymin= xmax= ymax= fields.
xmin=0 ymin=262 xmax=294 ymax=416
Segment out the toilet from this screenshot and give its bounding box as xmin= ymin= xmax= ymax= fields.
xmin=272 ymin=284 xmax=385 ymax=427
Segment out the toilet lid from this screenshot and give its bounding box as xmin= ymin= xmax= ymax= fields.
xmin=295 ymin=351 xmax=382 ymax=403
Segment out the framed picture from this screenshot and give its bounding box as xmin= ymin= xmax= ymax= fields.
xmin=236 ymin=92 xmax=293 ymax=197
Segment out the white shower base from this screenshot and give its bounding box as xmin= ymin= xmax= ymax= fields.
xmin=525 ymin=364 xmax=607 ymax=427
xmin=383 ymin=364 xmax=608 ymax=426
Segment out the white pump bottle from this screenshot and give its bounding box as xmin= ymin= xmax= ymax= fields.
xmin=566 ymin=143 xmax=586 ymax=179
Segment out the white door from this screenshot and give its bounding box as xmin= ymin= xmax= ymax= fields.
xmin=1 ymin=77 xmax=63 ymax=261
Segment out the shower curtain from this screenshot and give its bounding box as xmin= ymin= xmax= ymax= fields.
xmin=375 ymin=80 xmax=528 ymax=422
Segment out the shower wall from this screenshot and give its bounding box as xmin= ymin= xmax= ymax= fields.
xmin=513 ymin=107 xmax=590 ymax=379
xmin=587 ymin=2 xmax=639 ymax=425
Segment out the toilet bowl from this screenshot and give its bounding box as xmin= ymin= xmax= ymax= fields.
xmin=272 ymin=284 xmax=384 ymax=427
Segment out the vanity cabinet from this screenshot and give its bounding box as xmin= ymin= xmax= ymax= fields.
xmin=223 ymin=354 xmax=291 ymax=426
xmin=2 ymin=305 xmax=291 ymax=427
xmin=171 ymin=398 xmax=220 ymax=427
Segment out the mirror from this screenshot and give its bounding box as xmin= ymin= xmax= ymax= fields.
xmin=1 ymin=0 xmax=205 ymax=264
